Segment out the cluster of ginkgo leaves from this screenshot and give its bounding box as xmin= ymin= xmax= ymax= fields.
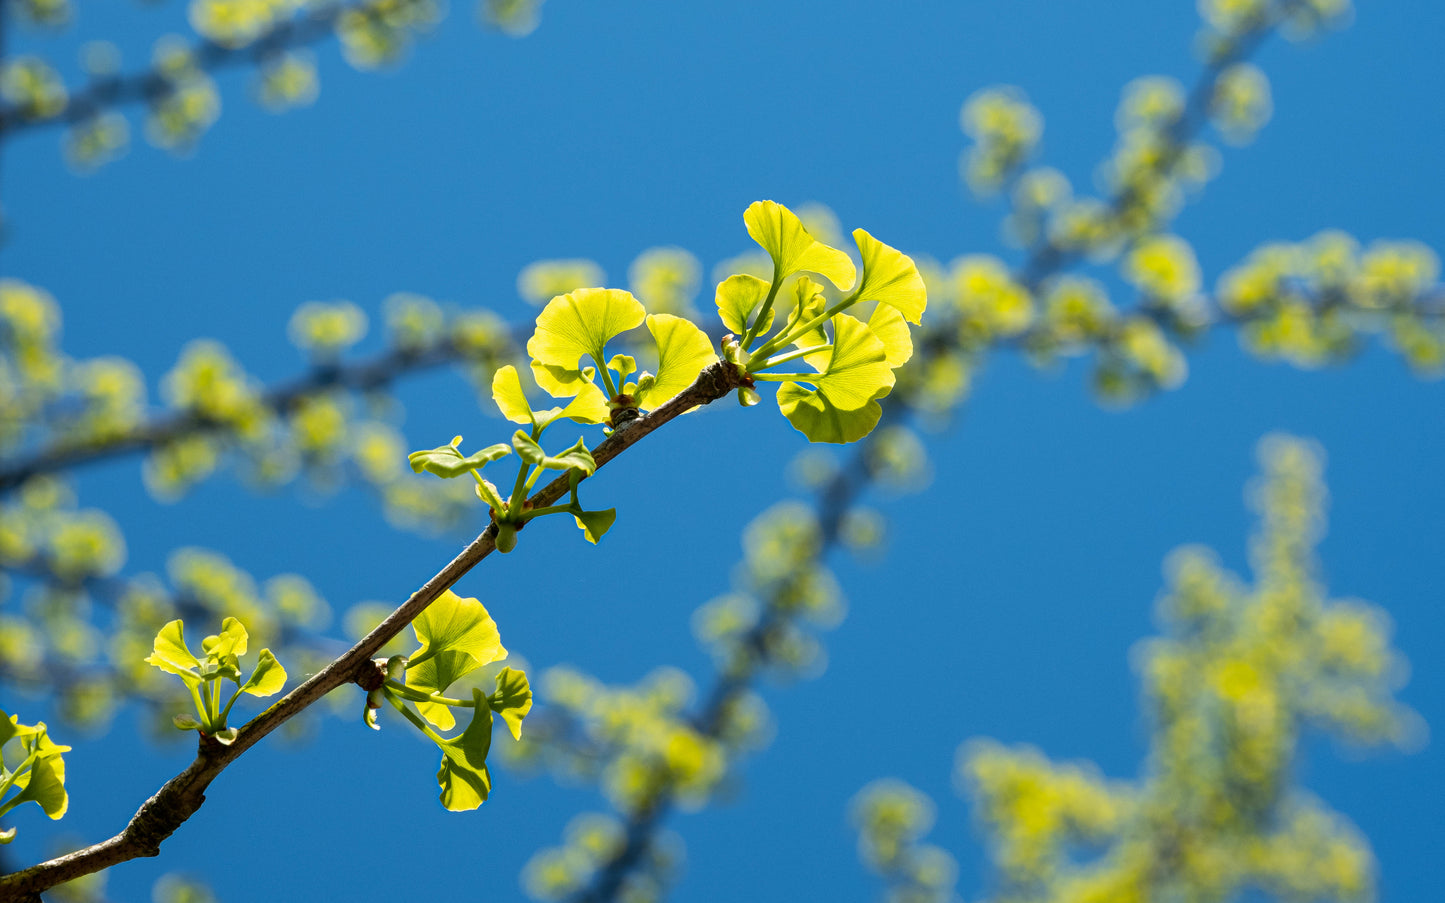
xmin=363 ymin=590 xmax=532 ymax=811
xmin=406 ymin=199 xmax=929 ymax=555
xmin=0 ymin=708 xmax=69 ymax=846
xmin=143 ymin=616 xmax=288 ymax=744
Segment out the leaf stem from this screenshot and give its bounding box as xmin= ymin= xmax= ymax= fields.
xmin=740 ymin=273 xmax=784 ymax=350
xmin=754 ymin=344 xmax=832 ymax=371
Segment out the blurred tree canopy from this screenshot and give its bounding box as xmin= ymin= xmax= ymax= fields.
xmin=0 ymin=0 xmax=1438 ymax=901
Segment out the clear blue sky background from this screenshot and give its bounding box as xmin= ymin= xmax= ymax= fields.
xmin=2 ymin=1 xmax=1443 ymax=901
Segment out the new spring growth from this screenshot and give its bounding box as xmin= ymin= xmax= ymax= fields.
xmin=363 ymin=591 xmax=532 ymax=811
xmin=144 ymin=616 xmax=288 ymax=745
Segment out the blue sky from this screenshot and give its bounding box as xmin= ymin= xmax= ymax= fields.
xmin=2 ymin=1 xmax=1443 ymax=901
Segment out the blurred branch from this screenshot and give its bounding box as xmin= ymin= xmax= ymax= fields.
xmin=0 ymin=337 xmax=469 ymax=493
xmin=0 ymin=0 xmax=402 ymax=139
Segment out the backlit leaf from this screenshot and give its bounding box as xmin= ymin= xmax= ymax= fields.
xmin=488 ymin=667 xmax=533 ymax=741
xmin=144 ymin=620 xmax=201 ymax=680
xmin=240 ymin=649 xmax=287 ymax=697
xmin=408 ymin=437 xmax=512 ymax=479
xmin=777 ymin=384 xmax=884 ymax=444
xmin=853 ymin=229 xmax=927 ymax=324
xmin=636 ymin=314 xmax=716 ymax=411
xmin=527 ymin=288 xmax=646 ymax=396
xmin=868 ymin=302 xmax=914 ymax=367
xmin=715 ymin=274 xmax=772 ymax=335
xmin=436 ymin=689 xmax=494 ymax=811
xmin=744 ymin=200 xmax=857 ymax=291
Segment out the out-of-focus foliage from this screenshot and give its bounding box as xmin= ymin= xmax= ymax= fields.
xmin=856 ymin=437 xmax=1419 ymax=903
xmin=0 ymin=0 xmax=545 ymax=170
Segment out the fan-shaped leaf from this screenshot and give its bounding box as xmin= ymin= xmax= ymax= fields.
xmin=745 ymin=201 xmax=857 ymax=291
xmin=715 ymin=274 xmax=772 ymax=335
xmin=436 ymin=689 xmax=494 ymax=811
xmin=636 ymin=314 xmax=716 ymax=411
xmin=853 ymin=229 xmax=927 ymax=324
xmin=527 ymin=288 xmax=646 ymax=396
xmin=488 ymin=667 xmax=533 ymax=741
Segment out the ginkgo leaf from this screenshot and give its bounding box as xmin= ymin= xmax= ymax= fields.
xmin=607 ymin=353 xmax=637 ymax=378
xmin=408 ymin=437 xmax=513 ymax=479
xmin=573 ymin=507 xmax=617 ymax=544
xmin=144 ymin=620 xmax=201 ymax=681
xmin=3 ymin=724 xmax=70 ymax=820
xmin=436 ymin=689 xmax=494 ymax=811
xmin=240 ymin=649 xmax=287 ymax=697
xmin=547 ymin=382 xmax=610 ymax=428
xmin=777 ymin=384 xmax=885 ymax=444
xmin=527 ymin=288 xmax=646 ymax=397
xmin=787 ymin=276 xmax=830 ymax=353
xmin=744 ymin=201 xmax=857 ymax=291
xmin=868 ymin=302 xmax=914 ymax=367
xmin=202 ymin=617 xmax=248 ymax=663
xmin=495 ymin=364 xmax=610 ymax=429
xmin=488 ymin=667 xmax=533 ymax=741
xmin=852 ymin=229 xmax=927 ymax=325
xmin=715 ymin=274 xmax=772 ymax=335
xmin=410 ymin=590 xmax=508 ymax=678
xmin=635 ymin=314 xmax=716 ymax=411
xmin=512 ymin=432 xmax=597 ymax=475
xmin=775 ymin=314 xmax=894 ymax=444
xmin=491 ymin=365 xmax=534 ymax=424
xmin=801 ymin=313 xmax=896 ymax=410
xmin=6 ymin=746 xmax=68 ymax=819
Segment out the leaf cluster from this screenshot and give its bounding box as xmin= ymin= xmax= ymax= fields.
xmin=366 ymin=590 xmax=532 ymax=811
xmin=144 ymin=617 xmax=288 ymax=744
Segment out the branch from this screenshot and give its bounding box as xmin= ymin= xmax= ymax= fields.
xmin=0 ymin=0 xmax=415 ymax=139
xmin=0 ymin=337 xmax=473 ymax=493
xmin=0 ymin=360 xmax=747 ymax=901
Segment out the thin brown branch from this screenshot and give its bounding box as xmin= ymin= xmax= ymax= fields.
xmin=0 ymin=360 xmax=746 ymax=901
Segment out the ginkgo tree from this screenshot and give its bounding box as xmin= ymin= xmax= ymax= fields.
xmin=0 ymin=0 xmax=1440 ymax=901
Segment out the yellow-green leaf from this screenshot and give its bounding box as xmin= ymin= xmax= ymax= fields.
xmin=806 ymin=313 xmax=896 ymax=410
xmin=436 ymin=689 xmax=494 ymax=811
xmin=412 ymin=590 xmax=506 ymax=661
xmin=636 ymin=314 xmax=716 ymax=411
xmin=144 ymin=620 xmax=201 ymax=680
xmin=573 ymin=507 xmax=617 ymax=544
xmin=488 ymin=667 xmax=533 ymax=741
xmin=787 ymin=276 xmax=830 ymax=353
xmin=551 ymin=381 xmax=610 ymax=426
xmin=202 ymin=617 xmax=249 ymax=663
xmin=774 ymin=314 xmax=894 ymax=444
xmin=745 ymin=201 xmax=857 ymax=291
xmin=868 ymin=302 xmax=914 ymax=367
xmin=715 ymin=274 xmax=772 ymax=335
xmin=407 ymin=591 xmax=508 ymax=722
xmin=240 ymin=649 xmax=287 ymax=697
xmin=853 ymin=229 xmax=927 ymax=324
xmin=777 ymin=384 xmax=884 ymax=444
xmin=408 ymin=437 xmax=512 ymax=479
xmin=491 ymin=365 xmax=533 ymax=424
xmin=527 ymin=288 xmax=646 ymax=397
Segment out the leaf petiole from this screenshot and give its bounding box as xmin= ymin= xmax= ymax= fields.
xmin=752 ymin=343 xmax=832 ymax=371
xmin=740 ymin=273 xmax=784 ymax=350
xmin=383 ymin=679 xmax=475 ymax=709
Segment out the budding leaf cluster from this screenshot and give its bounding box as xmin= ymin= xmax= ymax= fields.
xmin=365 ymin=590 xmax=532 ymax=811
xmin=0 ymin=707 xmax=71 ymax=844
xmin=144 ymin=616 xmax=288 ymax=744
